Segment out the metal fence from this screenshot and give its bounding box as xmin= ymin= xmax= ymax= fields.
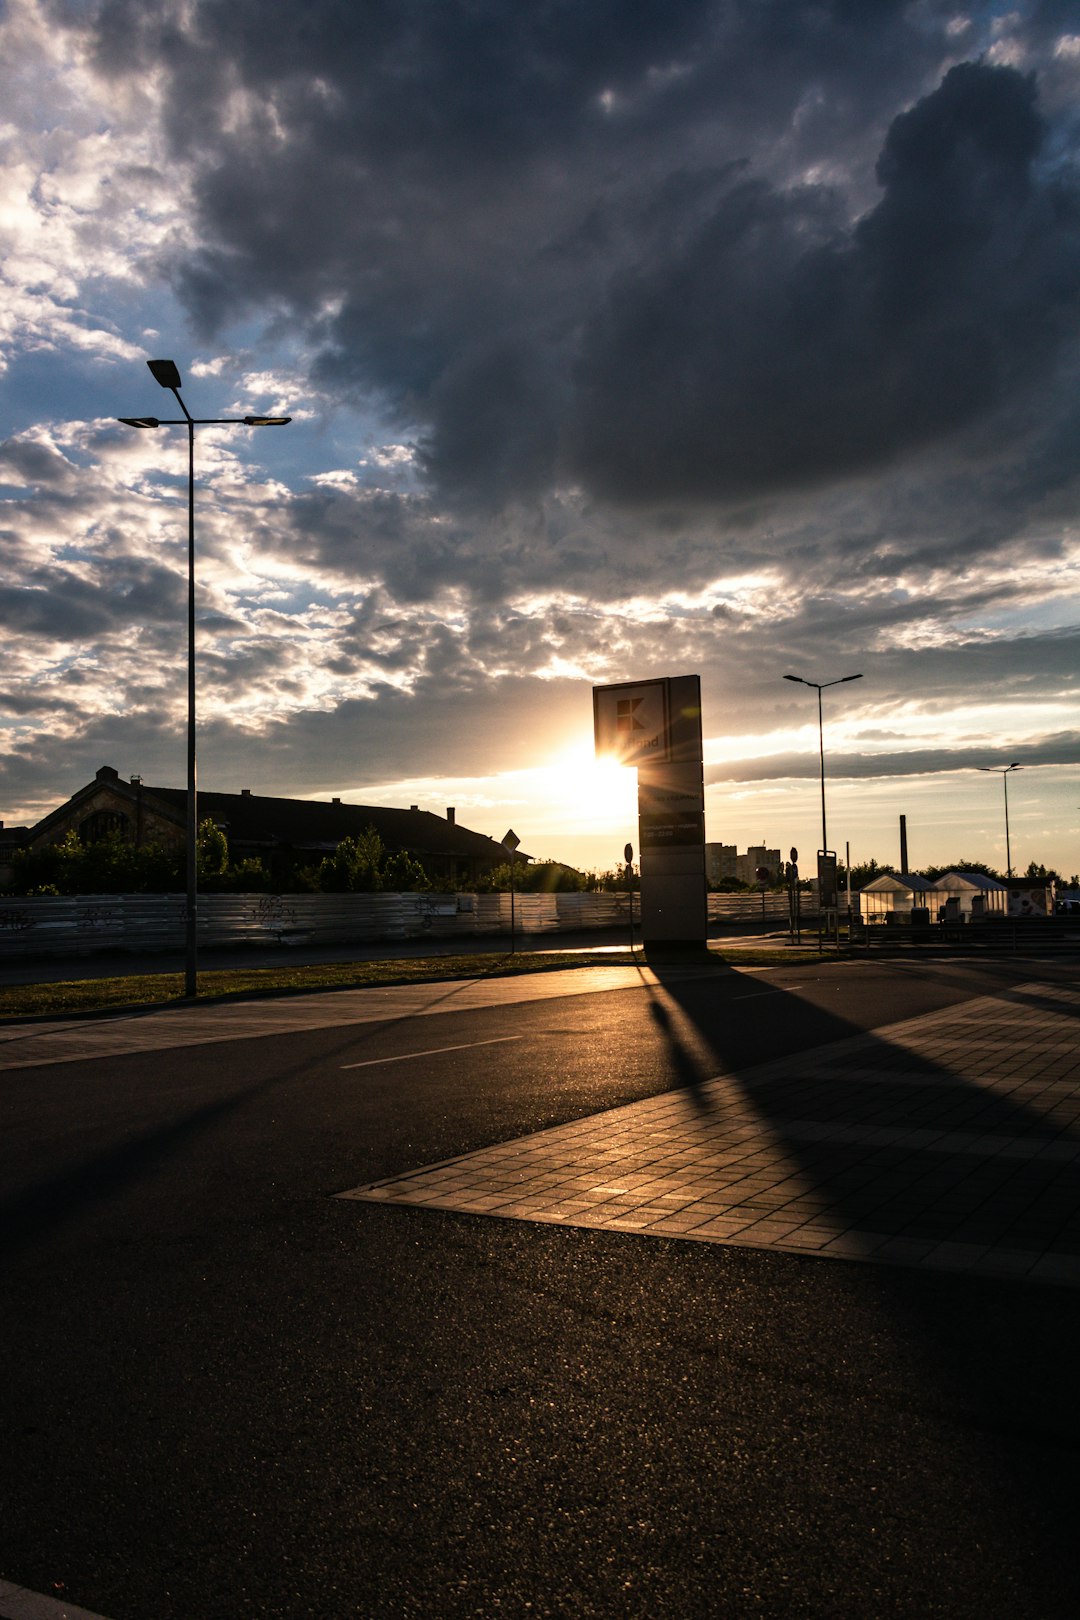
xmin=0 ymin=887 xmax=790 ymax=963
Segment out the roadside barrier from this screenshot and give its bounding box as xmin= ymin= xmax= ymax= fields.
xmin=0 ymin=889 xmax=794 ymax=962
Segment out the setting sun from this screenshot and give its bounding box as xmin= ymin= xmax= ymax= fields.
xmin=544 ymin=739 xmax=637 ymax=817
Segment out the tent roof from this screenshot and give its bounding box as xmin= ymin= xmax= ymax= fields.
xmin=859 ymin=873 xmax=934 ymax=894
xmin=931 ymin=870 xmax=1006 ymax=892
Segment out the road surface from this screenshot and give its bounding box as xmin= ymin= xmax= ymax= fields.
xmin=1 ymin=953 xmax=1079 ymax=1619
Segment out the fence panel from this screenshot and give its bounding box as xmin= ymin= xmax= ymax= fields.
xmin=708 ymin=893 xmax=789 ymax=922
xmin=2 ymin=887 xmax=788 ymax=962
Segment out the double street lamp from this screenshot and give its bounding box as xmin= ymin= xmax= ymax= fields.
xmin=119 ymin=359 xmax=290 ymax=997
xmin=782 ymin=672 xmax=864 ymax=857
xmin=978 ymin=761 xmax=1021 ymax=879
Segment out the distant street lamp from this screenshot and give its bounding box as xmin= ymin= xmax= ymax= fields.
xmin=119 ymin=359 xmax=290 ymax=997
xmin=782 ymin=673 xmax=864 ymax=855
xmin=978 ymin=762 xmax=1021 ymax=879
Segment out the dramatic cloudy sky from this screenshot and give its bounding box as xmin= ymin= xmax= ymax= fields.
xmin=3 ymin=0 xmax=1080 ymax=875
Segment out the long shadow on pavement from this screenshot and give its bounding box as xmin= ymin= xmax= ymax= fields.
xmin=638 ymin=960 xmax=1080 ymax=1611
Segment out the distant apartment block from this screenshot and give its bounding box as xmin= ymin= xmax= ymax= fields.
xmin=705 ymin=842 xmax=781 ymax=886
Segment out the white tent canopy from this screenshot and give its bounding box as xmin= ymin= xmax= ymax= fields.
xmin=858 ymin=873 xmax=935 ymax=920
xmin=857 ymin=870 xmax=1007 ymax=921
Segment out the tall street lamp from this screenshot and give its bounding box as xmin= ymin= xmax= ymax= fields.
xmin=782 ymin=672 xmax=864 ymax=855
xmin=119 ymin=358 xmax=290 ymax=998
xmin=978 ymin=761 xmax=1021 ymax=879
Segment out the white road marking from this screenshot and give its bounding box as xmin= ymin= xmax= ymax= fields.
xmin=341 ymin=1035 xmax=523 ymax=1069
xmin=0 ymin=1578 xmax=115 ymax=1620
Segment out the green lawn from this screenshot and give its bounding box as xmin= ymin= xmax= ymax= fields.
xmin=0 ymin=943 xmax=828 ymax=1021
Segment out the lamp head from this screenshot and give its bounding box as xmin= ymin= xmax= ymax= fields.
xmin=147 ymin=358 xmax=182 ymax=390
xmin=118 ymin=416 xmax=161 ymax=429
xmin=244 ymin=415 xmax=291 ymax=427
xmin=782 ymin=675 xmax=805 ymax=684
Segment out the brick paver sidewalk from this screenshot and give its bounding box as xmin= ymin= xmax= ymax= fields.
xmin=341 ymin=980 xmax=1080 ymax=1287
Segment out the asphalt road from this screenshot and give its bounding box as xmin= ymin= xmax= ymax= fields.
xmin=2 ymin=955 xmax=1079 ymax=1619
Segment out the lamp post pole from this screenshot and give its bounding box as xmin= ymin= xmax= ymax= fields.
xmin=978 ymin=762 xmax=1021 ymax=879
xmin=120 ymin=359 xmax=290 ymax=998
xmin=782 ymin=672 xmax=863 ymax=855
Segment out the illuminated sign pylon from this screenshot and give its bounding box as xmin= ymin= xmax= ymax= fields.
xmin=593 ymin=674 xmax=706 ymax=948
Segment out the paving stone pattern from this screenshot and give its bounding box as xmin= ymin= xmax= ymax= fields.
xmin=342 ymin=981 xmax=1080 ymax=1287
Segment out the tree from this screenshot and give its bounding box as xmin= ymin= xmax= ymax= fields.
xmin=839 ymin=858 xmax=896 ymax=890
xmin=382 ymin=850 xmax=431 ymax=891
xmin=920 ymin=859 xmax=1003 ymax=882
xmin=1024 ymin=860 xmax=1062 ymax=885
xmin=10 ymin=830 xmax=182 ymax=895
xmin=7 ymin=822 xmax=273 ymax=896
xmin=316 ymin=827 xmax=386 ymax=892
xmin=585 ymin=867 xmax=639 ymax=893
xmin=477 ymin=860 xmax=587 ymax=893
xmin=196 ymin=819 xmax=229 ymax=880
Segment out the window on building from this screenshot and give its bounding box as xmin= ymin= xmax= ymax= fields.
xmin=80 ymin=810 xmax=131 ymax=843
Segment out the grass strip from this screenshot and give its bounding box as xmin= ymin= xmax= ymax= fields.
xmin=0 ymin=943 xmax=828 ymax=1021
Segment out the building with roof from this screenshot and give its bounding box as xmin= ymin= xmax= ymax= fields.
xmin=16 ymin=766 xmax=525 ymax=888
xmin=856 ymin=870 xmax=1009 ymax=924
xmin=0 ymin=820 xmax=31 ymax=889
xmin=705 ymin=842 xmax=781 ymax=886
xmin=856 ymin=873 xmax=936 ymax=922
xmin=1003 ymin=878 xmax=1056 ymax=917
xmin=930 ymin=870 xmax=1008 ymax=919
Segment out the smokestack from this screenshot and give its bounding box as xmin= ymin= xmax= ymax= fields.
xmin=446 ymin=807 xmax=456 ymax=825
xmin=899 ymin=815 xmax=909 ymax=874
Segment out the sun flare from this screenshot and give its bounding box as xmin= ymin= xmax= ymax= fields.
xmin=541 ymin=739 xmax=638 ymax=833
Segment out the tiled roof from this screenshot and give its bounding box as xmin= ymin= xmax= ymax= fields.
xmin=136 ymin=785 xmax=520 ymax=860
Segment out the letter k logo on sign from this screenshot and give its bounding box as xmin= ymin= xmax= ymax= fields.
xmin=616 ymin=698 xmax=646 ymax=735
xmin=594 ymin=678 xmax=670 ymax=764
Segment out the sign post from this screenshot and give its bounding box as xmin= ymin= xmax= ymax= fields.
xmin=502 ymin=828 xmax=520 ymax=954
xmin=787 ymin=847 xmax=801 ymax=944
xmin=817 ymin=850 xmax=838 ymax=951
xmin=624 ymin=841 xmax=635 ymax=954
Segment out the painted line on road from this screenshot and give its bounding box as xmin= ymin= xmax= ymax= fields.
xmin=341 ymin=1035 xmax=523 ymax=1069
xmin=0 ymin=1578 xmax=115 ymax=1620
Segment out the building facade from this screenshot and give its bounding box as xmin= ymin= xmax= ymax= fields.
xmin=14 ymin=765 xmax=523 ymax=888
xmin=705 ymin=842 xmax=782 ymax=886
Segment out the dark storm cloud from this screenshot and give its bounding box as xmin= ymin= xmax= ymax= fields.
xmin=571 ymin=64 xmax=1080 ymax=502
xmin=58 ymin=0 xmax=1056 ymax=513
xmin=705 ymin=733 xmax=1080 ymax=784
xmin=195 ymin=673 xmax=589 ymax=788
xmin=0 ymin=439 xmax=79 ymax=492
xmin=0 ymin=554 xmax=185 ymax=640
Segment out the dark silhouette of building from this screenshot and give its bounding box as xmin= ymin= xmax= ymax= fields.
xmin=19 ymin=765 xmax=523 ymax=887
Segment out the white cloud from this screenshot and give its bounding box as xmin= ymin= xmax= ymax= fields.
xmin=1 ymin=1 xmax=1079 ymax=880
xmin=0 ymin=0 xmax=191 ymax=374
